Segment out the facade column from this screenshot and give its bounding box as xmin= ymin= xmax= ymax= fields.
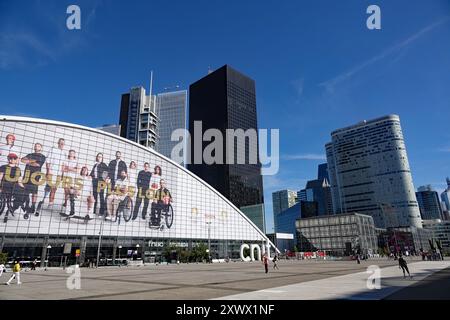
xmin=0 ymin=234 xmax=5 ymax=252
xmin=112 ymin=237 xmax=118 ymax=265
xmin=79 ymin=236 xmax=88 ymax=266
xmin=141 ymin=239 xmax=146 ymax=262
xmin=40 ymin=236 xmax=49 ymax=268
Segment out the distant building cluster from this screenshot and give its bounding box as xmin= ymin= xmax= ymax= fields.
xmin=272 ymin=115 xmax=449 ymax=256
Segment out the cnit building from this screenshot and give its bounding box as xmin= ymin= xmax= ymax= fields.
xmin=0 ymin=116 xmax=274 ymax=266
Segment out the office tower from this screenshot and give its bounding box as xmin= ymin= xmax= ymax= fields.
xmin=416 ymin=185 xmax=443 ymax=221
xmin=317 ymin=163 xmax=329 ymax=181
xmin=240 ymin=203 xmax=266 ymax=233
xmin=272 ymin=190 xmax=298 ymax=216
xmin=297 ymin=189 xmax=308 ymax=202
xmin=188 ymin=65 xmax=264 ymax=209
xmin=155 ymin=90 xmax=187 ymax=165
xmin=325 ymin=114 xmax=422 ymax=228
xmin=301 ymin=178 xmax=333 ymax=216
xmin=97 ymin=124 xmax=121 ymax=136
xmin=441 ymin=177 xmax=450 ymax=212
xmin=119 ymin=86 xmax=159 ymax=149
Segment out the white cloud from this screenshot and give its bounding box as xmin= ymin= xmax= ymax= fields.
xmin=292 ymin=78 xmax=304 ymax=97
xmin=0 ymin=1 xmax=101 ymax=70
xmin=264 ymin=174 xmax=308 ymax=192
xmin=282 ymin=153 xmax=326 ymax=161
xmin=319 ymin=15 xmax=450 ymax=94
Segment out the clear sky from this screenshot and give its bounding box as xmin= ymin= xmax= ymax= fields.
xmin=1 ymin=0 xmax=449 ymax=233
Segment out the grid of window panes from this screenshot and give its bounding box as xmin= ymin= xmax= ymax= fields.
xmin=0 ymin=119 xmax=266 ymax=244
xmin=156 ymin=91 xmax=187 ymax=164
xmin=297 ymin=214 xmax=378 ymax=254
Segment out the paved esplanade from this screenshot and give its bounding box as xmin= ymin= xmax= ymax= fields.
xmin=0 ymin=259 xmax=448 ymax=300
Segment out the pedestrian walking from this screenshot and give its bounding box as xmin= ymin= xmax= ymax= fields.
xmin=31 ymin=259 xmax=37 ymax=271
xmin=5 ymin=260 xmax=22 ymax=285
xmin=0 ymin=263 xmax=5 ymax=278
xmin=398 ymin=256 xmax=412 ymax=279
xmin=356 ymin=254 xmax=361 ymax=264
xmin=262 ymin=253 xmax=269 ymax=274
xmin=273 ymin=254 xmax=279 ymax=270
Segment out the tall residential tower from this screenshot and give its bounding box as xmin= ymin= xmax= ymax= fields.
xmin=119 ymin=86 xmax=159 ymax=149
xmin=325 ymin=115 xmax=422 ymax=228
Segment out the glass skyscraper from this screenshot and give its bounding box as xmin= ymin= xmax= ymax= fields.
xmin=156 ymin=90 xmax=187 ymax=165
xmin=119 ymin=86 xmax=159 ymax=149
xmin=325 ymin=115 xmax=422 ymax=229
xmin=441 ymin=177 xmax=450 ymax=212
xmin=272 ymin=190 xmax=298 ymax=216
xmin=188 ymin=65 xmax=264 ymax=209
xmin=416 ymin=185 xmax=443 ymax=221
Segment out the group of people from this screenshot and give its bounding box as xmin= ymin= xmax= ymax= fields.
xmin=261 ymin=254 xmax=280 ymax=274
xmin=0 ymin=260 xmax=22 ymax=285
xmin=0 ymin=134 xmax=173 ymax=228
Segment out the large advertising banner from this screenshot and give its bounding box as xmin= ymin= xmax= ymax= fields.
xmin=0 ymin=117 xmax=267 ymax=242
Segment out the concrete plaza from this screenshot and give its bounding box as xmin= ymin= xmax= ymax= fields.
xmin=0 ymin=258 xmax=449 ymax=300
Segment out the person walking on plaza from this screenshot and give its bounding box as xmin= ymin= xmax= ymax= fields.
xmin=398 ymin=256 xmax=412 ymax=279
xmin=6 ymin=260 xmax=22 ymax=285
xmin=31 ymin=259 xmax=37 ymax=270
xmin=262 ymin=253 xmax=269 ymax=274
xmin=273 ymin=254 xmax=279 ymax=270
xmin=0 ymin=263 xmax=5 ymax=278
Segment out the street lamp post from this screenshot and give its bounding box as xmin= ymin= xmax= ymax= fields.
xmin=206 ymin=221 xmax=211 ymax=263
xmin=136 ymin=244 xmax=140 ymax=262
xmin=118 ymin=245 xmax=122 ymax=267
xmin=96 ymin=217 xmax=105 ymax=268
xmin=45 ymin=245 xmax=51 ymax=271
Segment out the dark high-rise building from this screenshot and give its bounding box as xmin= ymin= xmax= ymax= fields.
xmin=304 ymin=178 xmax=333 ymax=216
xmin=317 ymin=163 xmax=329 ymax=182
xmin=416 ymin=185 xmax=443 ymax=221
xmin=188 ymin=65 xmax=264 ymax=208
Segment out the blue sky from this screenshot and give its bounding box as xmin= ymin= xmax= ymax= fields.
xmin=1 ymin=0 xmax=450 ymax=233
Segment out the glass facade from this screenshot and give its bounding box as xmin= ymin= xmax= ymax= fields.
xmin=156 ymin=90 xmax=187 ymax=165
xmin=325 ymin=115 xmax=422 ymax=228
xmin=275 ymin=202 xmax=301 ymax=240
xmin=272 ymin=190 xmax=297 ymax=217
xmin=423 ymin=220 xmax=450 ymax=254
xmin=0 ymin=116 xmax=271 ymax=264
xmin=120 ymin=87 xmax=159 ymax=149
xmin=239 ymin=203 xmax=265 ymax=233
xmin=296 ymin=213 xmax=378 ymax=256
xmin=416 ymin=185 xmax=443 ymax=220
xmin=188 ymin=65 xmax=264 ymax=209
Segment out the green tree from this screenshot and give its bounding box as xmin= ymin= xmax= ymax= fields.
xmin=0 ymin=252 xmax=7 ymax=264
xmin=179 ymin=250 xmax=191 ymax=263
xmin=162 ymin=244 xmax=179 ymax=262
xmin=192 ymin=243 xmax=209 ymax=262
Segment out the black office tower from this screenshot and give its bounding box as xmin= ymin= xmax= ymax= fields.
xmin=188 ymin=65 xmax=264 ymax=208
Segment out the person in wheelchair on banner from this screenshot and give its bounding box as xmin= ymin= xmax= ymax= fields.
xmin=149 ymin=179 xmax=172 ymax=228
xmin=0 ymin=153 xmax=27 ymax=223
xmin=105 ymin=169 xmax=129 ymax=221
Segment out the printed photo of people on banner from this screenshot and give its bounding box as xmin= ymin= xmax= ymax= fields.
xmin=0 ymin=131 xmax=174 ymax=231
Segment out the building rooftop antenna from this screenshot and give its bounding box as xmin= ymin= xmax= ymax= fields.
xmin=149 ymin=70 xmax=154 ymax=97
